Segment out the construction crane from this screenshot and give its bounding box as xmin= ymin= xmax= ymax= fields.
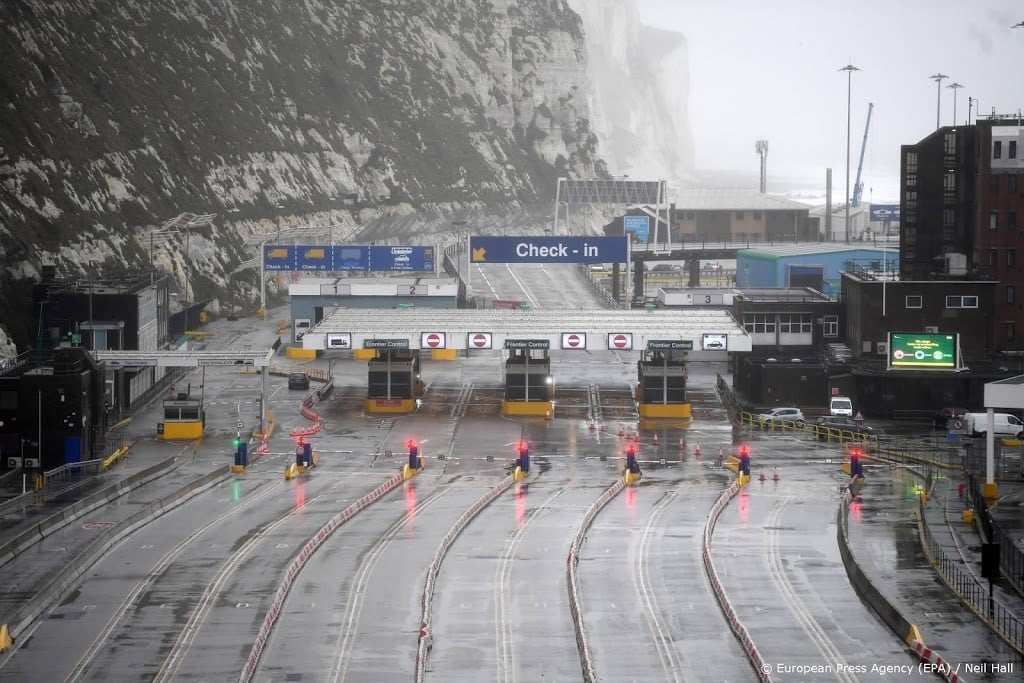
xmin=851 ymin=102 xmax=873 ymax=207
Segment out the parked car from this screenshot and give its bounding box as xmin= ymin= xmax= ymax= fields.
xmin=288 ymin=371 xmax=310 ymax=390
xmin=933 ymin=407 xmax=970 ymax=430
xmin=757 ymin=407 xmax=805 ymax=427
xmin=814 ymin=416 xmax=874 ymax=437
xmin=964 ymin=412 xmax=1024 ymax=439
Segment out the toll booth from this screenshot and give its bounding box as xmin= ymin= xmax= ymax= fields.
xmin=364 ymin=339 xmax=422 ymax=414
xmin=636 ymin=340 xmax=691 ymax=419
xmin=502 ymin=339 xmax=553 ymax=417
xmin=158 ymin=393 xmax=204 ymax=440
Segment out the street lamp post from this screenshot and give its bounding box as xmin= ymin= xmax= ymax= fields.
xmin=839 ymin=63 xmax=860 ymax=244
xmin=929 ymin=73 xmax=948 ymax=130
xmin=947 ymin=82 xmax=964 ymax=125
xmin=451 ymin=220 xmax=467 ymax=307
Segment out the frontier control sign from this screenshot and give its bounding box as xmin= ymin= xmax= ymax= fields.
xmin=470 ymin=236 xmax=627 ymax=264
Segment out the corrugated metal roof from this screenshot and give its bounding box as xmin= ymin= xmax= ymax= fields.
xmin=739 ymin=243 xmax=892 ymax=258
xmin=675 ymin=188 xmax=811 ymax=211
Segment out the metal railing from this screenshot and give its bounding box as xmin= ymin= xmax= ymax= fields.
xmin=920 ymin=482 xmax=1024 ymax=656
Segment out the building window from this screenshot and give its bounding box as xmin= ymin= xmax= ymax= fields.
xmin=989 ymin=249 xmax=998 ymax=267
xmin=1011 ymin=140 xmax=1018 ymax=159
xmin=905 ymin=295 xmax=923 ymax=309
xmin=1008 ymin=321 xmax=1017 ymax=343
xmin=994 ymin=140 xmax=1002 ymax=159
xmin=990 ymin=175 xmax=1000 ymax=193
xmin=1010 ymin=211 xmax=1018 ymax=231
xmin=735 ymin=211 xmax=745 ymax=220
xmin=944 ymin=131 xmax=957 ymax=155
xmin=753 ymin=211 xmax=762 ymax=220
xmin=990 ymin=211 xmax=998 ymax=230
xmin=1009 ymin=249 xmax=1017 ymax=267
xmin=823 ymin=314 xmax=838 ymax=337
xmin=1008 ymin=285 xmax=1016 ymax=304
xmin=946 ymin=295 xmax=978 ymax=309
xmin=1010 ymin=175 xmax=1018 ymax=193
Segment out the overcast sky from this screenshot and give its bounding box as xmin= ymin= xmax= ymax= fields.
xmin=635 ymin=0 xmax=1024 ymax=202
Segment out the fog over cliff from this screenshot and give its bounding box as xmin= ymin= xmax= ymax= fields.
xmin=0 ymin=0 xmax=691 ymax=353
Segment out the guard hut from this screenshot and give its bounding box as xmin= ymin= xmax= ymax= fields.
xmin=503 ymin=339 xmax=553 ymax=417
xmin=158 ymin=392 xmax=204 ymax=440
xmin=636 ymin=340 xmax=691 ymax=419
xmin=364 ymin=338 xmax=423 ymax=414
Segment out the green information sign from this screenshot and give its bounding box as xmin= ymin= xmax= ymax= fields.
xmin=888 ymin=333 xmax=958 ymax=369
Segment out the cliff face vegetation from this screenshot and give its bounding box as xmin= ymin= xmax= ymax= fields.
xmin=0 ymin=1 xmax=689 ymax=353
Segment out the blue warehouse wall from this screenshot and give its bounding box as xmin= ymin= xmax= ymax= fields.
xmin=739 ymin=248 xmax=898 ymax=296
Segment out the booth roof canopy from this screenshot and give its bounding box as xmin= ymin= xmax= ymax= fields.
xmin=306 ymin=307 xmax=750 ymax=350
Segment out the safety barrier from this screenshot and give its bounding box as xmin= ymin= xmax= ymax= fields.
xmin=919 ymin=479 xmax=1024 ymax=656
xmin=566 ymin=479 xmax=625 ymax=683
xmin=0 ymin=465 xmax=229 ymax=652
xmin=289 ymin=396 xmax=322 ymax=438
xmin=266 ymin=363 xmax=332 ymax=383
xmin=739 ymin=410 xmax=882 ymax=449
xmin=0 ymin=456 xmax=178 ymax=571
xmin=414 ymin=475 xmax=516 ymax=682
xmin=702 ymin=482 xmax=773 ymax=682
xmin=239 ymin=473 xmax=405 ymax=683
xmin=968 ymin=474 xmax=1024 ymax=600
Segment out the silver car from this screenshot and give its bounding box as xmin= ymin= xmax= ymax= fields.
xmin=757 ymin=407 xmax=805 ymax=427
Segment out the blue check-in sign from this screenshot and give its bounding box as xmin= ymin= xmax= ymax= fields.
xmin=469 ymin=236 xmax=627 ymax=264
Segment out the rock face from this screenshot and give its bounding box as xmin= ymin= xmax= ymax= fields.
xmin=0 ymin=0 xmax=691 ymax=353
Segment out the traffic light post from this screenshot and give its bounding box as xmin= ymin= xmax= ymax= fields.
xmin=231 ymin=433 xmax=248 ymax=473
xmin=622 ymin=442 xmax=642 ymax=485
xmin=402 ymin=438 xmax=425 ymax=480
xmin=513 ymin=441 xmax=530 ymax=482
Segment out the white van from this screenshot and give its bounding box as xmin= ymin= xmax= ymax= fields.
xmin=829 ymin=396 xmax=854 ymax=417
xmin=964 ymin=412 xmax=1024 ymax=438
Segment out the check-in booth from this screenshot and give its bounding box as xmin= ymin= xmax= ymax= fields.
xmin=636 ymin=340 xmax=691 ymax=419
xmin=503 ymin=339 xmax=553 ymax=416
xmin=158 ymin=394 xmax=204 ymax=440
xmin=363 ymin=338 xmax=423 ymax=414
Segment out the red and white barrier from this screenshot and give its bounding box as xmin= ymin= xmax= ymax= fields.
xmin=239 ymin=473 xmax=404 ymax=682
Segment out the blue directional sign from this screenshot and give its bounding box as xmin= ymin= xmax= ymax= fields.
xmin=623 ymin=215 xmax=650 ymax=242
xmin=295 ymin=245 xmax=333 ymax=271
xmin=369 ymin=245 xmax=435 ymax=272
xmin=870 ymin=204 xmax=901 ymax=222
xmin=264 ymin=245 xmax=296 ymax=271
xmin=332 ymin=245 xmax=369 ymax=271
xmin=470 ymin=236 xmax=628 ymax=264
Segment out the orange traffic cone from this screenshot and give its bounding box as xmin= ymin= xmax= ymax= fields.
xmin=717 ymin=447 xmax=724 ymax=463
xmin=588 ymin=420 xmax=596 ymax=431
xmin=694 ymin=442 xmax=701 ymax=457
xmin=618 ymin=424 xmax=625 ymax=436
xmin=772 ymin=467 xmax=780 ymax=482
xmin=677 ymin=437 xmax=686 ymax=452
xmin=759 ymin=469 xmax=766 ymax=482
xmin=545 ymin=409 xmax=552 ymax=422
xmin=652 ymin=433 xmax=660 ymax=445
xmin=600 ymin=422 xmax=607 ymax=432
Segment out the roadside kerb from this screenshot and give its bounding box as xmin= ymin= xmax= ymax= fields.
xmin=239 ymin=472 xmax=404 ymax=683
xmin=0 ymin=456 xmax=179 ymax=570
xmin=3 ymin=465 xmax=230 ymax=646
xmin=837 ymin=485 xmax=966 ymax=680
xmin=566 ymin=479 xmax=625 ymax=683
xmin=703 ymin=482 xmax=773 ymax=682
xmin=414 ymin=475 xmax=515 ymax=682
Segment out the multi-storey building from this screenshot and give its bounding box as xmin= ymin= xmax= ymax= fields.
xmin=901 ymin=116 xmax=1024 ymax=352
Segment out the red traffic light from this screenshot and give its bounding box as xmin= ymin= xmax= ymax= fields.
xmin=850 ymin=446 xmax=862 ymax=458
xmin=406 ymin=438 xmax=417 ymax=449
xmin=738 ymin=444 xmax=750 ymax=457
xmin=297 ymin=436 xmax=305 ymax=446
xmin=626 ymin=442 xmax=637 ymax=456
xmin=516 ymin=440 xmax=528 ymax=453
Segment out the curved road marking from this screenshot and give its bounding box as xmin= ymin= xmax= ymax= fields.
xmin=764 ymin=496 xmax=858 ymax=683
xmin=633 ymin=490 xmax=685 ymax=682
xmin=327 ymin=488 xmax=449 ymax=683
